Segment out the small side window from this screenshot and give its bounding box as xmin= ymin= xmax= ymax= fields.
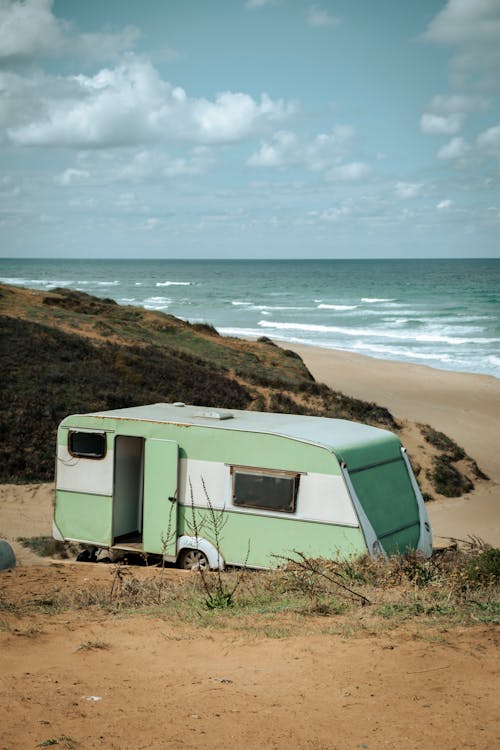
xmin=69 ymin=431 xmax=106 ymax=459
xmin=232 ymin=468 xmax=299 ymax=513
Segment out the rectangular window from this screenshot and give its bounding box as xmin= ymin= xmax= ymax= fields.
xmin=232 ymin=468 xmax=299 ymax=513
xmin=69 ymin=431 xmax=106 ymax=459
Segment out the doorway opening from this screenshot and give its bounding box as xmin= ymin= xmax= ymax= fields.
xmin=113 ymin=435 xmax=144 ymax=548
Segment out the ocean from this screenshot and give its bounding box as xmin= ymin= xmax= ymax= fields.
xmin=1 ymin=258 xmax=499 ymax=378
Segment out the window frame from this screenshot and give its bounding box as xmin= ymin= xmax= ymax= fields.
xmin=68 ymin=430 xmax=107 ymax=460
xmin=230 ymin=465 xmax=300 ymax=515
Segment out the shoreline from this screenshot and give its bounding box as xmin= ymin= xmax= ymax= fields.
xmin=276 ymin=341 xmax=500 ymax=547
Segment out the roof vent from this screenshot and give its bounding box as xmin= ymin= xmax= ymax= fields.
xmin=193 ymin=409 xmax=234 ymax=421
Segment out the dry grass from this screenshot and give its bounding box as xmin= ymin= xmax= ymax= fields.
xmin=4 ymin=545 xmax=496 ymax=637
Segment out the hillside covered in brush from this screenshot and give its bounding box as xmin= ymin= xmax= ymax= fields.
xmin=0 ymin=283 xmax=487 ymax=498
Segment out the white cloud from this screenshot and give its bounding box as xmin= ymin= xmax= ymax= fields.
xmin=0 ymin=0 xmax=66 ymax=61
xmin=247 ymin=130 xmax=299 ymax=167
xmin=394 ymin=182 xmax=424 ymax=199
xmin=71 ymin=28 xmax=141 ymax=64
xmin=5 ymin=58 xmax=295 ymax=148
xmin=423 ymin=0 xmax=500 ymax=47
xmin=326 ymin=161 xmax=370 ymax=182
xmin=0 ymin=174 xmax=20 ymax=197
xmin=428 ymin=93 xmax=491 ymax=114
xmin=307 ymin=5 xmax=341 ymax=28
xmin=245 ymin=0 xmax=277 ymax=8
xmin=437 ymin=136 xmax=469 ymax=160
xmin=114 ymin=192 xmax=137 ymax=208
xmin=247 ymin=125 xmax=361 ymax=179
xmin=118 ymin=147 xmax=215 ymax=180
xmin=437 ymin=199 xmax=453 ymax=210
xmin=435 ymin=125 xmax=500 ymax=161
xmin=476 ymin=123 xmax=500 ymax=155
xmin=317 ymin=205 xmax=351 ymax=222
xmin=423 ymin=0 xmax=500 ymax=87
xmin=55 ymin=146 xmax=216 ymax=186
xmin=55 ymin=168 xmax=90 ymax=186
xmin=0 ymin=0 xmax=140 ymax=63
xmin=420 ymin=113 xmax=463 ymax=135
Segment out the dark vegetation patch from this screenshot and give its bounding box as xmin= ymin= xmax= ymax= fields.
xmin=420 ymin=424 xmax=466 ymax=461
xmin=0 ymin=315 xmax=250 ymax=482
xmin=189 ymin=322 xmax=220 ymax=336
xmin=427 ymin=455 xmax=474 ymax=498
xmin=43 ymin=287 xmax=118 ymax=314
xmin=17 ymin=536 xmax=80 ymax=559
xmin=420 ymin=424 xmax=488 ymax=496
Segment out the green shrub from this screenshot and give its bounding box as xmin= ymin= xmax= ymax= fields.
xmin=420 ymin=424 xmax=465 ymax=460
xmin=463 ymin=548 xmax=500 ymax=586
xmin=428 ymin=455 xmax=474 ymax=497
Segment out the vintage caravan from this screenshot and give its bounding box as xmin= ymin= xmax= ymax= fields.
xmin=53 ymin=402 xmax=432 ymax=568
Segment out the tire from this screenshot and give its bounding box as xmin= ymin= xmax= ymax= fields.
xmin=178 ymin=548 xmax=209 ymax=571
xmin=76 ymin=548 xmax=96 ymax=563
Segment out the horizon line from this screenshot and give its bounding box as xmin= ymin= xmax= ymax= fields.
xmin=1 ymin=256 xmax=499 ymax=262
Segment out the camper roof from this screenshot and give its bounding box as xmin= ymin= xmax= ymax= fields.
xmin=83 ymin=402 xmax=401 ymax=469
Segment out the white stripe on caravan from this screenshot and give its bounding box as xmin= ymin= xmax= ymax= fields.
xmin=178 ymin=457 xmax=358 ymax=527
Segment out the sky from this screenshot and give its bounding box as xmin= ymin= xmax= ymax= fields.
xmin=0 ymin=0 xmax=499 ymax=259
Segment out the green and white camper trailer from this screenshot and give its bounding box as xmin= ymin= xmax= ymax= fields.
xmin=53 ymin=402 xmax=432 ymax=568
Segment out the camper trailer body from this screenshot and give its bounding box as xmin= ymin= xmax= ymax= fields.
xmin=53 ymin=403 xmax=432 ymax=568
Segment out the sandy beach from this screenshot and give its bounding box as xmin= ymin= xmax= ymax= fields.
xmin=284 ymin=343 xmax=500 ymax=547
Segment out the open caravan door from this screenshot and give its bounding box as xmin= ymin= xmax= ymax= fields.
xmin=142 ymin=439 xmax=179 ymax=558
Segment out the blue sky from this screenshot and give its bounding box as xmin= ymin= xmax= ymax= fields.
xmin=0 ymin=0 xmax=499 ymax=258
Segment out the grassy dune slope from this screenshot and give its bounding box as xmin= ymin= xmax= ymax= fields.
xmin=0 ymin=283 xmax=487 ymax=498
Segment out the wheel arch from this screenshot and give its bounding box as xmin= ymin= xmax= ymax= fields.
xmin=176 ymin=535 xmax=225 ymax=570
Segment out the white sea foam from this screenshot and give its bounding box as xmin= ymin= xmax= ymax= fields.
xmin=0 ymin=276 xmax=29 ymax=285
xmin=30 ymin=278 xmax=121 ymax=289
xmin=218 ymin=327 xmax=262 ymax=338
xmin=156 ymin=281 xmax=191 ymax=286
xmin=317 ymin=304 xmax=358 ymax=311
xmin=232 ymin=301 xmax=311 ymax=311
xmin=19 ymin=278 xmax=77 ymax=287
xmin=256 ymin=305 xmax=313 ymax=311
xmin=143 ymin=295 xmax=172 ymax=310
xmin=361 ymin=297 xmax=396 ymax=303
xmin=258 ymin=320 xmax=500 ymax=345
xmin=351 ymin=342 xmax=452 ymax=362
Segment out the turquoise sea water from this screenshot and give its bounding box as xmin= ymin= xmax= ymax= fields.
xmin=1 ymin=258 xmax=499 ymax=378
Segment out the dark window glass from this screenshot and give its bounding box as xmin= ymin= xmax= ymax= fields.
xmin=69 ymin=431 xmax=106 ymax=459
xmin=233 ymin=471 xmax=298 ymax=513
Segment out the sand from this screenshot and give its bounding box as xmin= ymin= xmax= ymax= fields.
xmin=0 ymin=564 xmax=498 ymax=750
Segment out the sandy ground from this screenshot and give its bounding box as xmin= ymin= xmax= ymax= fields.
xmin=285 ymin=344 xmax=500 ymax=548
xmin=1 ymin=350 xmax=499 ymax=749
xmin=0 ymin=564 xmax=498 ymax=750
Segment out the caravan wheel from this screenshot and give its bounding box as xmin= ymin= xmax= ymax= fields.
xmin=178 ymin=549 xmax=209 ymax=571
